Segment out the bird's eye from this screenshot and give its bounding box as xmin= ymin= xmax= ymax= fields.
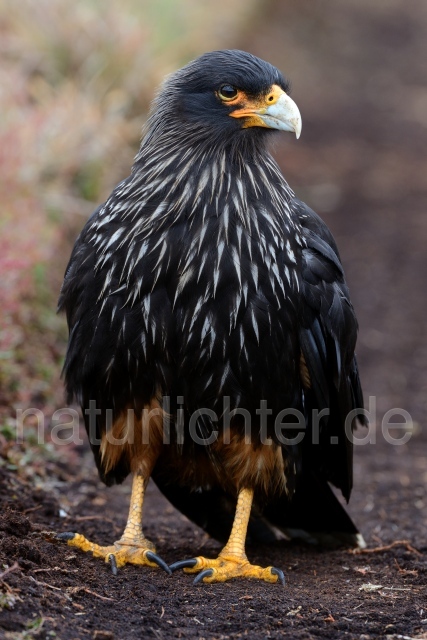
xmin=218 ymin=85 xmax=238 ymax=101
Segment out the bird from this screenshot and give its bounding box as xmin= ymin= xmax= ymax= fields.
xmin=58 ymin=49 xmax=367 ymax=585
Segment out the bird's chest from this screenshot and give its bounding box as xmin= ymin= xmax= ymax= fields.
xmin=91 ymin=168 xmax=303 ymax=408
xmin=173 ymin=211 xmax=299 ymax=337
xmin=164 ymin=212 xmax=302 ymax=410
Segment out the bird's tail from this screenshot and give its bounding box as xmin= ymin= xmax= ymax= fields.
xmin=259 ymin=470 xmax=366 ymax=548
xmin=152 ymin=469 xmax=365 ymax=549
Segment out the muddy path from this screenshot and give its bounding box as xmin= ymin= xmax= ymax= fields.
xmin=1 ymin=0 xmax=427 ymax=638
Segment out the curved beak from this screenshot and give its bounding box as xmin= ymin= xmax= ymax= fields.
xmin=258 ymin=92 xmax=302 ymax=139
xmin=229 ymin=85 xmax=302 ymax=139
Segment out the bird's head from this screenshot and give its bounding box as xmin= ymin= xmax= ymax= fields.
xmin=145 ymin=50 xmax=302 ymax=152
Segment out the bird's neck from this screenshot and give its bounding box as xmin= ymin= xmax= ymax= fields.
xmin=128 ymin=131 xmax=294 ymax=229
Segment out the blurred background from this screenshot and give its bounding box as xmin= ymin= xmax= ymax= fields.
xmin=1 ymin=0 xmax=426 ymax=545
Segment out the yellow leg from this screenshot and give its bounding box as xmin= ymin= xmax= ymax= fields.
xmin=116 ymin=473 xmax=153 ymax=549
xmin=57 ymin=474 xmax=170 ymax=574
xmin=220 ymin=487 xmax=253 ymax=559
xmin=171 ymin=488 xmax=285 ymax=585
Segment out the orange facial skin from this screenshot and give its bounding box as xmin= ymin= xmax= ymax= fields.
xmin=223 ymin=84 xmax=286 ymax=128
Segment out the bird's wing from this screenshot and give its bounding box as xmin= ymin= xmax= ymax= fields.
xmin=58 ymin=196 xmax=177 ymax=485
xmin=293 ymin=197 xmax=366 ymax=502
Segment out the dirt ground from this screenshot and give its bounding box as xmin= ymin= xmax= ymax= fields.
xmin=1 ymin=0 xmax=427 ymax=638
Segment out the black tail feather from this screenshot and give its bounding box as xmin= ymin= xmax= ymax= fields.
xmin=152 ymin=469 xmax=364 ymax=548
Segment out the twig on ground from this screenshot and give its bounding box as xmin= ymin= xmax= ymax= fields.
xmin=32 ymin=566 xmax=78 ymax=574
xmin=67 ymin=586 xmax=114 ymax=602
xmin=349 ymin=540 xmax=422 ymax=556
xmin=0 ymin=562 xmax=19 ymax=581
xmin=394 ymin=558 xmax=418 ymax=576
xmin=29 ymin=575 xmax=73 ymax=601
xmin=23 ymin=504 xmax=43 ymax=514
xmin=0 ymin=563 xmax=24 ymax=603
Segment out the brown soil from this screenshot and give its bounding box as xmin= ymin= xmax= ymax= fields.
xmin=1 ymin=0 xmax=427 ymax=638
xmin=0 ymin=456 xmax=426 ymax=640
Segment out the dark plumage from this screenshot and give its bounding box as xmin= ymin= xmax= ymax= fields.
xmin=59 ymin=50 xmax=366 ymax=583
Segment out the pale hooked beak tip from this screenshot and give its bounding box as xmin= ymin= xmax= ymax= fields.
xmin=262 ymin=92 xmax=302 ymax=139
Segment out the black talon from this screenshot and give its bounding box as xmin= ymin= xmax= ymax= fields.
xmin=169 ymin=558 xmax=197 ymax=572
xmin=56 ymin=532 xmax=76 ymax=541
xmin=109 ymin=554 xmax=118 ymax=576
xmin=146 ymin=551 xmax=172 ymax=575
xmin=271 ymin=567 xmax=286 ymax=586
xmin=193 ymin=568 xmax=214 ymax=584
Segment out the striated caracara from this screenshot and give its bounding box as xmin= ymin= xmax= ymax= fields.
xmin=58 ymin=50 xmax=366 ymax=585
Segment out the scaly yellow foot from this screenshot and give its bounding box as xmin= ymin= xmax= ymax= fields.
xmin=170 ymin=488 xmax=285 ymax=585
xmin=56 ymin=473 xmax=170 ymax=575
xmin=170 ymin=553 xmax=284 ymax=584
xmin=57 ymin=531 xmax=171 ymax=575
